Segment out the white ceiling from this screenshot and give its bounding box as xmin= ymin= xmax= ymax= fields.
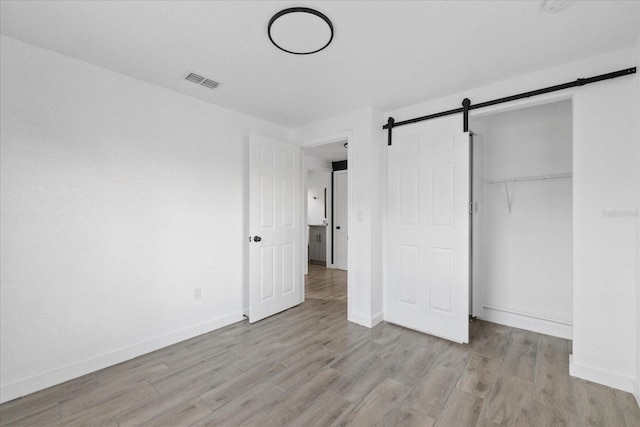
xmin=1 ymin=1 xmax=638 ymax=129
xmin=305 ymin=140 xmax=348 ymax=163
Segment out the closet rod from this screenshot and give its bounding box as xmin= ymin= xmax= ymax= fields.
xmin=383 ymin=67 xmax=636 ymax=145
xmin=487 ymin=173 xmax=572 ymax=184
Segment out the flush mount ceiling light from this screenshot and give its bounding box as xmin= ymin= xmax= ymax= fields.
xmin=268 ymin=7 xmax=334 ymax=55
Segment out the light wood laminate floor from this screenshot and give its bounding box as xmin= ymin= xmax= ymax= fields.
xmin=2 ymin=265 xmax=639 ymax=426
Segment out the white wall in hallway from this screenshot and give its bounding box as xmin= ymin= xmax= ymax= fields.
xmin=0 ymin=35 xmax=291 ymax=402
xmin=307 ymin=170 xmax=330 ymax=225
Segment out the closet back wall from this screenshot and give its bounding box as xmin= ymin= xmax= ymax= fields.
xmin=477 ymin=100 xmax=573 ymax=334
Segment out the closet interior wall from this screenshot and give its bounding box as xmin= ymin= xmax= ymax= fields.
xmin=472 ymin=100 xmax=573 ymax=338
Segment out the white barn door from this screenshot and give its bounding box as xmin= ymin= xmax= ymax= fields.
xmin=385 ymin=115 xmax=470 ymax=343
xmin=249 ymin=134 xmax=302 ymax=323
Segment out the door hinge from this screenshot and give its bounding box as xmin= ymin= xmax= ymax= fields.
xmin=469 ymin=202 xmax=473 ymax=214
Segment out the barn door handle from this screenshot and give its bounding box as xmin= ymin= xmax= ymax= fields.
xmin=253 ymin=236 xmax=262 ymax=242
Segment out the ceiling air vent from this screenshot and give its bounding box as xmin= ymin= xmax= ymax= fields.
xmin=185 ymin=72 xmax=220 ymax=89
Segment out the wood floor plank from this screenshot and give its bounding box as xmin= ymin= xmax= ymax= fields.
xmin=238 ymin=410 xmax=280 ymax=427
xmin=58 ymin=382 xmax=157 ymax=418
xmin=433 ymin=342 xmax=472 ymax=373
xmin=390 ymin=406 xmax=436 ymax=427
xmin=573 ymin=379 xmax=627 ymax=427
xmin=473 ymin=322 xmax=512 ymax=361
xmin=45 ymin=415 xmax=119 ymax=427
xmin=192 ymin=382 xmax=285 ymax=427
xmin=321 ymin=332 xmax=369 ymax=355
xmin=50 ymin=383 xmax=157 ymax=427
xmin=329 ymin=339 xmax=380 ymax=377
xmin=404 ymin=365 xmax=459 ymax=418
xmin=276 ymin=336 xmax=332 ymax=367
xmin=533 ymin=359 xmax=574 ymax=412
xmin=266 ymin=368 xmax=343 ymax=425
xmin=613 ymin=389 xmax=640 ymax=427
xmin=536 ymin=335 xmax=570 ymax=368
xmin=368 ymin=322 xmax=402 ymax=346
xmin=0 ymin=375 xmax=99 ymax=425
xmin=150 ymin=349 xmax=240 ymax=395
xmin=377 ymin=335 xmax=442 ymax=387
xmin=501 ymin=342 xmax=537 ymax=382
xmin=331 ymin=355 xmax=391 ymax=403
xmin=96 ymin=362 xmax=171 ymax=387
xmin=1 ymin=404 xmax=60 ymax=427
xmin=269 ymin=349 xmax=337 ymax=391
xmin=483 ymin=373 xmax=533 ymax=426
xmin=510 ymin=329 xmax=539 ymax=347
xmin=520 ymin=399 xmax=577 ymax=427
xmin=142 ymin=398 xmax=211 ymax=426
xmin=288 ymin=390 xmax=354 ymax=427
xmin=160 ymin=341 xmax=236 ymax=371
xmin=457 ymin=353 xmax=500 ymax=399
xmin=114 ymin=374 xmax=226 ymax=427
xmin=198 ymin=359 xmax=286 ymax=411
xmin=434 ymin=388 xmax=484 ymax=427
xmin=337 ymin=377 xmax=408 ymax=427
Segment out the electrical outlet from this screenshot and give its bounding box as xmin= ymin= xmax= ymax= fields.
xmin=193 ymin=287 xmax=202 ymax=300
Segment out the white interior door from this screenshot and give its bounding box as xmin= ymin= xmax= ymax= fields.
xmin=470 ymin=132 xmax=484 ymax=318
xmin=249 ymin=134 xmax=302 ymax=323
xmin=385 ymin=115 xmax=470 ymax=343
xmin=333 ymin=170 xmax=348 ymax=270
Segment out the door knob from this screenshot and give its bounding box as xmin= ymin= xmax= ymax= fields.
xmin=336 ymin=226 xmax=341 ymax=229
xmin=253 ymin=236 xmax=262 ymax=242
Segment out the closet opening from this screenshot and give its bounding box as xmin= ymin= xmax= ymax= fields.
xmin=470 ymin=98 xmax=573 ymax=339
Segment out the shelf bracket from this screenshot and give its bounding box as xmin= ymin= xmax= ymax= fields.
xmin=504 ymin=182 xmax=513 ymax=213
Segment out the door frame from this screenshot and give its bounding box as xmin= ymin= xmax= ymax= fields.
xmin=301 ymin=131 xmax=352 ymax=307
xmin=467 ymin=93 xmax=574 ymax=338
xmin=332 ymin=169 xmax=348 ymax=271
xmin=303 ymin=163 xmax=332 ymax=276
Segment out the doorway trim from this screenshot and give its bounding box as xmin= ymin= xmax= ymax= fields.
xmin=301 ymin=130 xmax=352 ymax=317
xmin=468 ymin=93 xmax=574 ymax=340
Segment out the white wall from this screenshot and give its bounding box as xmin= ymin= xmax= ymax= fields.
xmin=0 ymin=36 xmax=291 ymax=403
xmin=384 ymin=47 xmax=639 ymax=393
xmin=635 ymin=9 xmax=640 ymax=408
xmin=293 ymin=107 xmax=385 ymax=327
xmin=304 ymin=154 xmax=331 ymax=171
xmin=476 ymin=101 xmax=573 ymax=337
xmin=307 ymin=170 xmax=329 ymax=225
xmin=636 ymin=20 xmax=640 ymax=408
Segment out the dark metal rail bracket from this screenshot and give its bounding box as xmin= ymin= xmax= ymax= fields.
xmin=384 ymin=67 xmax=636 ymax=145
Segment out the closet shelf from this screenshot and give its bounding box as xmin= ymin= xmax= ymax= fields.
xmin=487 ymin=172 xmax=572 ymax=184
xmin=486 ymin=172 xmax=572 ymax=213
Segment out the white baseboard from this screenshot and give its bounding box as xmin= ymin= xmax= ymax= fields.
xmin=481 ymin=305 xmax=572 ymax=339
xmin=348 ymin=311 xmax=383 ymax=328
xmin=370 ymin=312 xmax=384 ymax=327
xmin=0 ymin=311 xmax=244 ymax=404
xmin=570 ymin=355 xmax=635 ymax=393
